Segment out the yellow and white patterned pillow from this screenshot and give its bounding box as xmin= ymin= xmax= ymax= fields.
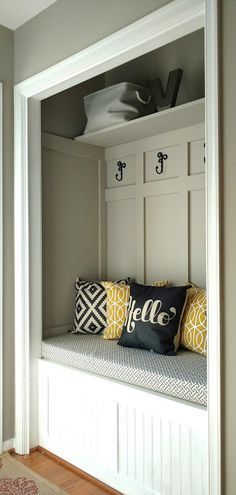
xmin=181 ymin=286 xmax=207 ymax=355
xmin=102 ymin=282 xmax=130 ymax=340
xmin=102 ymin=280 xmax=168 ymax=340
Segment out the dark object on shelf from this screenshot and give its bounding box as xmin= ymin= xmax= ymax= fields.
xmin=156 ymin=152 xmax=168 ymax=175
xmin=149 ymin=68 xmax=183 ymax=112
xmin=116 ymin=161 xmax=126 ymax=182
xmin=83 ymin=82 xmax=154 ymax=135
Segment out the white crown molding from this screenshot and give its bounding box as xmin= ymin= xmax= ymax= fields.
xmin=15 ymin=0 xmax=205 ymax=100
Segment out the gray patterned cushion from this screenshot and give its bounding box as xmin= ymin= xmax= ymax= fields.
xmin=41 ymin=334 xmax=207 ymax=406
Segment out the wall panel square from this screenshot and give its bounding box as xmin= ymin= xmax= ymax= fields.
xmin=107 ymin=198 xmax=136 ymax=280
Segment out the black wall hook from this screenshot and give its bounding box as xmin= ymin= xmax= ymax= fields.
xmin=116 ymin=161 xmax=126 ymax=182
xmin=156 ymin=152 xmax=168 ymax=175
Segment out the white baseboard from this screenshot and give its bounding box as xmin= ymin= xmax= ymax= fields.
xmin=3 ymin=438 xmax=14 ymax=452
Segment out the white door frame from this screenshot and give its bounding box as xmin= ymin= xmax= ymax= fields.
xmin=14 ymin=0 xmax=221 ymax=493
xmin=0 ymin=83 xmax=3 ymax=454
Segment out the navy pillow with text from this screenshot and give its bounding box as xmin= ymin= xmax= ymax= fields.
xmin=118 ymin=283 xmax=188 ymax=355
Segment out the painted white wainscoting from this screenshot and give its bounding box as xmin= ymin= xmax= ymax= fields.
xmin=43 ymin=122 xmax=205 ymax=340
xmin=105 ymin=124 xmax=205 ymax=288
xmin=39 ymin=359 xmax=208 ymax=495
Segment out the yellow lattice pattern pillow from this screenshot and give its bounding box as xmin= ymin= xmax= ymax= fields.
xmin=101 ymin=282 xmax=130 ymax=340
xmin=102 ymin=280 xmax=168 ymax=340
xmin=181 ymin=286 xmax=207 ymax=355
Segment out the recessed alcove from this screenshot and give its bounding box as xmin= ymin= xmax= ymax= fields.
xmin=41 ymin=28 xmax=204 ymax=139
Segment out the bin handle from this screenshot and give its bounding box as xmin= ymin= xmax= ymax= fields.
xmin=135 ymin=90 xmax=151 ymax=105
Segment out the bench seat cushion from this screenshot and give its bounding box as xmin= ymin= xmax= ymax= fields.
xmin=41 ymin=334 xmax=207 ymax=406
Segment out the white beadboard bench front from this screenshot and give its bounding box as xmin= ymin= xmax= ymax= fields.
xmin=38 ymin=358 xmax=207 ymax=495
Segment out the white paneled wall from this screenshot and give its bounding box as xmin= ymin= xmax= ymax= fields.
xmin=107 ymin=154 xmax=136 ymax=188
xmin=42 ymin=122 xmax=205 ymax=337
xmin=107 ymin=198 xmax=137 ymax=280
xmin=189 ymin=189 xmax=206 ymax=287
xmin=105 ymin=124 xmax=206 ymax=287
xmin=145 ymin=192 xmax=186 ymax=285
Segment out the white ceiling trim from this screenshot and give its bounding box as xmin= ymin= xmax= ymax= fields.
xmin=0 ymin=0 xmax=57 ymax=30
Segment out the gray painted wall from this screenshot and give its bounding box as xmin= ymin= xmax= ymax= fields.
xmin=14 ymin=0 xmax=171 ymax=83
xmin=42 ymin=145 xmax=100 ymax=337
xmin=0 ymin=25 xmax=14 ymax=442
xmin=105 ymin=29 xmax=204 ymax=103
xmin=41 ymin=74 xmax=105 ymax=139
xmin=41 ymin=29 xmax=204 ymax=139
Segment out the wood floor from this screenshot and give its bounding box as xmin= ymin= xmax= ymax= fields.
xmin=12 ymin=449 xmax=121 ymax=495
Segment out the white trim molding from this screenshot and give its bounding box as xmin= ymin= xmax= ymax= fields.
xmin=205 ymin=1 xmax=221 ymax=494
xmin=14 ymin=90 xmax=30 ymax=454
xmin=15 ymin=0 xmax=204 ymax=100
xmin=13 ymin=0 xmax=221 ymax=493
xmin=0 ymin=83 xmax=3 ymax=454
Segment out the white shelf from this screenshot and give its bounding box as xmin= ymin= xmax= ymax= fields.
xmin=74 ymin=98 xmax=205 ymax=149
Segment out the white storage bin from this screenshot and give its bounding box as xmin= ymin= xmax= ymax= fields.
xmin=83 ymin=82 xmax=154 ymax=134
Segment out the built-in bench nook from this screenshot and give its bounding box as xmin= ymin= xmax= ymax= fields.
xmin=38 ymin=20 xmax=207 ymax=495
xmin=39 ymin=330 xmax=208 ymax=495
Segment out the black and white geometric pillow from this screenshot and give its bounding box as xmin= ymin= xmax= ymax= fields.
xmin=72 ymin=278 xmax=130 ymax=335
